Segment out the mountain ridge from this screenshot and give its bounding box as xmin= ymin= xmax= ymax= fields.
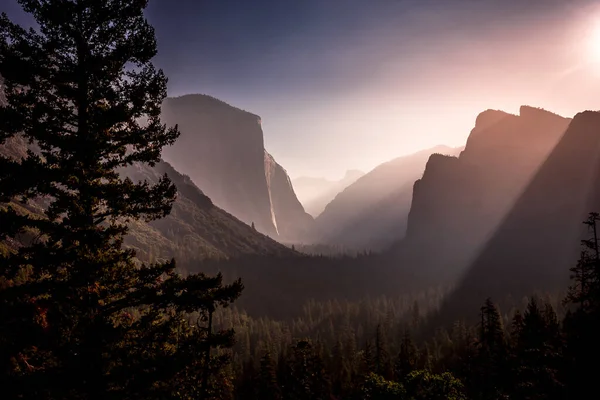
xmin=310 ymin=145 xmax=461 ymax=249
xmin=394 ymin=105 xmax=572 ymax=285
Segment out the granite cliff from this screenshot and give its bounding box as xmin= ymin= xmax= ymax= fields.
xmin=434 ymin=110 xmax=600 ymax=325
xmin=397 ymin=106 xmax=571 ymax=281
xmin=160 ymin=94 xmax=312 ymax=242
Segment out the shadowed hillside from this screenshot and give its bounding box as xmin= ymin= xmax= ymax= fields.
xmin=0 ymin=136 xmax=294 ymax=261
xmin=390 ymin=106 xmax=571 ymax=282
xmin=432 ymin=110 xmax=600 ymax=326
xmin=122 ymin=161 xmax=295 ymax=260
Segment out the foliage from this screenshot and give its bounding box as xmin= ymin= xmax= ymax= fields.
xmin=0 ymin=1 xmax=242 ymax=398
xmin=361 ymin=372 xmax=405 ymax=399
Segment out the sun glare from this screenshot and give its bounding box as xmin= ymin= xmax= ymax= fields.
xmin=590 ymin=21 xmax=600 ymax=63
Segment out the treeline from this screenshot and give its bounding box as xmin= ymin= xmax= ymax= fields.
xmin=206 ymin=213 xmax=600 ymax=399
xmin=2 ymin=0 xmax=600 ymax=399
xmin=223 ymin=295 xmax=562 ymax=399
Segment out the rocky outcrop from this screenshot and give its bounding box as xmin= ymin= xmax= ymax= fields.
xmin=434 ymin=110 xmax=600 ymax=326
xmin=159 ymin=94 xmax=313 ymax=241
xmin=399 ymin=105 xmax=571 ymax=281
xmin=264 ymin=150 xmax=314 ymax=242
xmin=312 ymin=146 xmax=461 ymax=250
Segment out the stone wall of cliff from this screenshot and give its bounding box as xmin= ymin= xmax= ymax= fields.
xmin=160 ymin=94 xmax=312 ymax=241
xmin=402 ymin=106 xmax=571 ymax=279
xmin=264 ymin=150 xmax=314 ymax=242
xmin=434 ymin=110 xmax=600 ymax=326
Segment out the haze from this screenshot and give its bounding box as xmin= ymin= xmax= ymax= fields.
xmin=3 ymin=0 xmax=600 ymax=179
xmin=6 ymin=0 xmax=600 ymax=397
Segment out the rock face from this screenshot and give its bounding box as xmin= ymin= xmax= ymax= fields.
xmin=312 ymin=146 xmax=460 ymax=250
xmin=160 ymin=94 xmax=312 ymax=241
xmin=293 ymin=170 xmax=365 ymax=217
xmin=434 ymin=110 xmax=600 ymax=326
xmin=264 ymin=150 xmax=314 ymax=242
xmin=396 ymin=106 xmax=571 ymax=281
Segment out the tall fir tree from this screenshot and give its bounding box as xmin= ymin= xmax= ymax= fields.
xmin=374 ymin=323 xmax=392 ymax=379
xmin=563 ymin=212 xmax=600 ymax=399
xmin=395 ymin=329 xmax=418 ymax=380
xmin=513 ymin=298 xmax=564 ymax=400
xmin=0 ymin=1 xmax=242 ymax=399
xmin=475 ymin=298 xmax=508 ymax=399
xmin=286 ymin=340 xmax=331 ymax=400
xmin=255 ymin=351 xmax=281 ymax=400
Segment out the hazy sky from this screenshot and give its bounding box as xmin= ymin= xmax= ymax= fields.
xmin=3 ymin=0 xmax=600 ymax=179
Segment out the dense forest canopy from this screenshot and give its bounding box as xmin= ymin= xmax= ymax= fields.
xmin=1 ymin=0 xmax=600 ymax=399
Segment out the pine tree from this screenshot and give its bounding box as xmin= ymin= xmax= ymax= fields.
xmin=476 ymin=298 xmax=508 ymax=399
xmin=256 ymin=351 xmax=281 ymax=400
xmin=0 ymin=1 xmax=243 ymax=398
xmin=360 ymin=340 xmax=375 ymax=376
xmin=374 ymin=324 xmax=392 ymax=378
xmin=513 ymin=298 xmax=564 ymax=400
xmin=286 ymin=340 xmax=331 ymax=400
xmin=563 ymin=212 xmax=600 ymax=399
xmin=395 ymin=329 xmax=418 ymax=380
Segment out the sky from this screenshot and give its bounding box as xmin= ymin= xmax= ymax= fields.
xmin=3 ymin=0 xmax=600 ymax=179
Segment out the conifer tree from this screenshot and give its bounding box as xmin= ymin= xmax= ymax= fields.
xmin=286 ymin=340 xmax=331 ymax=400
xmin=331 ymin=339 xmax=351 ymax=396
xmin=563 ymin=212 xmax=600 ymax=399
xmin=476 ymin=298 xmax=508 ymax=399
xmin=374 ymin=323 xmax=392 ymax=378
xmin=513 ymin=298 xmax=564 ymax=400
xmin=256 ymin=351 xmax=281 ymax=400
xmin=0 ymin=1 xmax=243 ymax=398
xmin=395 ymin=329 xmax=418 ymax=380
xmin=361 ymin=339 xmax=374 ymax=371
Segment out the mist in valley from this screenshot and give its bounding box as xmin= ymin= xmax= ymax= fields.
xmin=2 ymin=0 xmax=600 ymax=398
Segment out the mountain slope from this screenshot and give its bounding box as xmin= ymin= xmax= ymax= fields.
xmin=311 ymin=145 xmax=460 ymax=250
xmin=0 ymin=135 xmax=294 ymax=261
xmin=160 ymin=94 xmax=312 ymax=242
xmin=293 ymin=170 xmax=365 ymax=217
xmin=392 ymin=106 xmax=571 ymax=282
xmin=433 ymin=110 xmax=600 ymax=325
xmin=122 ymin=161 xmax=295 ymax=260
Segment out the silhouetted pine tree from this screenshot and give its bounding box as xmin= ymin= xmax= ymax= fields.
xmin=563 ymin=212 xmax=600 ymax=399
xmin=360 ymin=340 xmax=375 ymax=376
xmin=395 ymin=329 xmax=418 ymax=380
xmin=286 ymin=340 xmax=331 ymax=400
xmin=330 ymin=339 xmax=351 ymax=396
xmin=374 ymin=324 xmax=392 ymax=379
xmin=475 ymin=298 xmax=508 ymax=399
xmin=255 ymin=351 xmax=281 ymax=400
xmin=513 ymin=298 xmax=564 ymax=400
xmin=0 ymin=1 xmax=242 ymax=398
